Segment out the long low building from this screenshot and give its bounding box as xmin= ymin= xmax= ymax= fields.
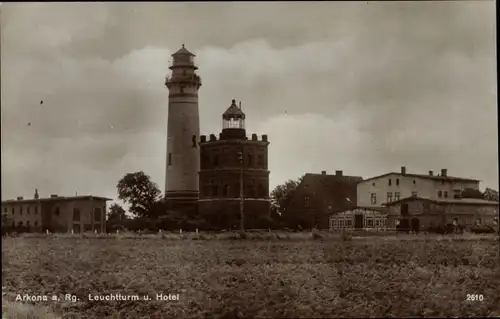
xmin=1 ymin=190 xmax=111 ymax=233
xmin=383 ymin=196 xmax=499 ymax=230
xmin=329 ymin=206 xmax=388 ymax=231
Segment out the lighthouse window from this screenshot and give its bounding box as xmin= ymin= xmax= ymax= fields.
xmin=192 ymin=135 xmax=197 ymax=148
xmin=168 ymin=153 xmax=172 ymax=166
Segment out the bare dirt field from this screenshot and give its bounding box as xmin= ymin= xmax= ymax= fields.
xmin=2 ymin=233 xmax=500 ymax=318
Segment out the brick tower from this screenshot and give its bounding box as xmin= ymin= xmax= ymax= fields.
xmin=198 ymin=99 xmax=271 ymax=229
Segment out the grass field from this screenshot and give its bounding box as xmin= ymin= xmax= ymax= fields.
xmin=2 ymin=232 xmax=500 ymax=318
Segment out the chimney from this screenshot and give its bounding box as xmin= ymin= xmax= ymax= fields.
xmin=441 ymin=169 xmax=447 ymax=177
xmin=34 ymin=189 xmax=39 ymax=199
xmin=429 ymin=171 xmax=433 ymax=176
xmin=401 ymin=166 xmax=406 ymax=175
xmin=50 ymin=194 xmax=58 ymax=198
xmin=321 ymin=171 xmax=326 ymax=175
xmin=239 ymin=101 xmax=242 ymax=109
xmin=17 ymin=196 xmax=23 ymax=200
xmin=335 ymin=170 xmax=343 ymax=176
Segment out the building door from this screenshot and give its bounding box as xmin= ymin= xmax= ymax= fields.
xmin=401 ymin=203 xmax=409 ymax=216
xmin=354 ymin=214 xmax=363 ymax=229
xmin=411 ymin=217 xmax=420 ymax=233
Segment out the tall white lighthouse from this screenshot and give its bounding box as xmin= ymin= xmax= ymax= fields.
xmin=164 ymin=45 xmax=201 ymax=206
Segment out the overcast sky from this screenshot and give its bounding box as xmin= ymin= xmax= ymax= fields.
xmin=1 ymin=2 xmax=497 ymax=205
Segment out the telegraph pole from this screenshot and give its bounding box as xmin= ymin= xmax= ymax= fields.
xmin=238 ymin=150 xmax=245 ymax=232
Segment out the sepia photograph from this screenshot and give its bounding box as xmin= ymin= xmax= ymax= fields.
xmin=1 ymin=1 xmax=499 ymax=318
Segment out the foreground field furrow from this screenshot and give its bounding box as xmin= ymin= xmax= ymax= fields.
xmin=2 ymin=236 xmax=499 ymax=318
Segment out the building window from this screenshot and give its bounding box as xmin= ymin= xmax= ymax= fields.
xmin=192 ymin=135 xmax=197 ymax=148
xmin=73 ymin=224 xmax=81 ymax=233
xmin=27 ymin=221 xmax=31 ymax=227
xmin=476 ymin=218 xmax=482 ymax=226
xmin=453 ymin=190 xmax=461 ymax=199
xmin=438 ymin=191 xmax=442 ymax=198
xmin=372 ymin=182 xmax=376 ymax=186
xmin=370 ymin=193 xmax=377 ymax=204
xmin=388 ymin=179 xmax=392 ymax=186
xmin=444 ymin=191 xmax=448 ymax=198
xmin=396 ymin=179 xmax=400 ymax=186
xmin=34 ymin=221 xmax=38 ymax=227
xmin=387 ymin=192 xmax=393 ymax=203
xmin=168 ymin=153 xmax=172 ymax=166
xmin=213 ymin=155 xmax=219 ymax=167
xmin=346 ymin=219 xmax=352 ymax=227
xmin=12 ymin=207 xmax=14 ymax=214
xmin=3 ymin=207 xmax=6 ymax=213
xmin=20 ymin=206 xmax=23 ymax=214
xmin=18 ymin=221 xmax=23 ymax=227
xmin=84 ymin=224 xmax=92 ymax=232
xmin=258 ymin=155 xmax=264 ymax=166
xmin=234 ymin=183 xmax=240 ymax=198
xmin=367 ymin=219 xmax=373 ymax=227
xmin=213 ymin=185 xmax=219 ymax=197
xmin=394 ymin=192 xmax=400 ymax=201
xmin=73 ymin=208 xmax=81 ymax=221
xmin=413 ymin=180 xmax=416 ymax=185
xmin=246 ymin=184 xmax=255 ymax=198
xmin=54 ymin=207 xmax=60 ymax=216
xmin=248 ymin=154 xmax=253 ymax=167
xmin=34 ymin=207 xmax=38 ymax=214
xmin=304 ymin=196 xmax=310 ymax=208
xmin=411 ymin=191 xmax=418 ymax=197
xmin=258 ymin=184 xmax=266 ymax=198
xmin=223 ymin=185 xmax=229 ymax=197
xmin=201 ymin=155 xmax=209 ymax=169
xmin=94 ymin=208 xmax=102 ymax=221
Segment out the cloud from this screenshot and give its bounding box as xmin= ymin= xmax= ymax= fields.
xmin=1 ymin=1 xmax=497 ymax=205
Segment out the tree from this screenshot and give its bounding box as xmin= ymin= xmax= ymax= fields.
xmin=460 ymin=188 xmax=484 ymax=199
xmin=483 ymin=188 xmax=499 ymax=202
xmin=106 ymin=203 xmax=129 ymax=232
xmin=117 ymin=171 xmax=161 ymax=218
xmin=270 ymin=175 xmax=304 ymax=227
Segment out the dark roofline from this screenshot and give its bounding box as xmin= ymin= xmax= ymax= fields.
xmin=303 ymin=173 xmax=363 ymax=181
xmin=383 ymin=196 xmax=499 ymax=206
xmin=359 ymin=172 xmax=479 ymax=184
xmin=1 ymin=195 xmax=112 ymax=205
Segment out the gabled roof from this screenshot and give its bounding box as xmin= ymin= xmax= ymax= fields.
xmin=360 ymin=172 xmax=479 ymax=184
xmin=222 ymin=99 xmax=245 ymax=119
xmin=383 ymin=196 xmax=499 ymax=207
xmin=172 ymin=44 xmax=195 ymax=56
